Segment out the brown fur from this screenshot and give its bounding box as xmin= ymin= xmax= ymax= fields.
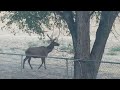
xmin=23 ymin=41 xmax=59 ymax=69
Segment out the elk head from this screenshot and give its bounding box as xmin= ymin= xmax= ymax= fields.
xmin=47 ymin=34 xmax=59 ymax=46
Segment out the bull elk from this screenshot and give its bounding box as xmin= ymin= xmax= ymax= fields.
xmin=23 ymin=34 xmax=60 ymax=69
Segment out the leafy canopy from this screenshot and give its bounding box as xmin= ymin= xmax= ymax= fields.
xmin=1 ymin=11 xmax=101 ymax=36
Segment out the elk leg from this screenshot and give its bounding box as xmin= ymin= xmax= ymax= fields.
xmin=43 ymin=58 xmax=46 ymax=69
xmin=23 ymin=56 xmax=29 ymax=69
xmin=38 ymin=58 xmax=44 ymax=69
xmin=28 ymin=57 xmax=33 ymax=69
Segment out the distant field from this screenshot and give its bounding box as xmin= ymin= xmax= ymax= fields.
xmin=0 ymin=13 xmax=120 ymax=79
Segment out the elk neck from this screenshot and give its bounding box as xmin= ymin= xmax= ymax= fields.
xmin=47 ymin=43 xmax=55 ymax=53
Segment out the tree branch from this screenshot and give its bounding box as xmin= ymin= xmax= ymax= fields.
xmin=55 ymin=11 xmax=74 ymax=23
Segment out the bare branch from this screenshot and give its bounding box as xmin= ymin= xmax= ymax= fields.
xmin=54 ymin=28 xmax=61 ymax=41
xmin=114 ymin=29 xmax=120 ymax=36
xmin=111 ymin=31 xmax=120 ymax=42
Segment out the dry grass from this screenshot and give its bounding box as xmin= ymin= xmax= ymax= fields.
xmin=0 ymin=15 xmax=120 ymax=79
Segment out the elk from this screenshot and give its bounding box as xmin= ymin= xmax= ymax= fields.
xmin=23 ymin=34 xmax=60 ymax=69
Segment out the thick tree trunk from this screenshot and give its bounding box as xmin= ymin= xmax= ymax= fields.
xmin=58 ymin=11 xmax=119 ymax=79
xmin=73 ymin=11 xmax=119 ymax=79
xmin=74 ymin=11 xmax=90 ymax=79
xmin=67 ymin=19 xmax=77 ymax=51
xmin=90 ymin=11 xmax=119 ymax=79
xmin=56 ymin=11 xmax=77 ymax=51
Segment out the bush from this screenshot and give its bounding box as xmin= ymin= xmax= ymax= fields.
xmin=107 ymin=52 xmax=117 ymax=55
xmin=110 ymin=46 xmax=120 ymax=52
xmin=60 ymin=43 xmax=74 ymax=54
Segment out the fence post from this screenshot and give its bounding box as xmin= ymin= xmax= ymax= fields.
xmin=21 ymin=55 xmax=23 ymax=72
xmin=66 ymin=59 xmax=69 ymax=78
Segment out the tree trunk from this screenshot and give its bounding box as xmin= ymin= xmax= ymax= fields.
xmin=74 ymin=11 xmax=90 ymax=79
xmin=57 ymin=11 xmax=77 ymax=51
xmin=59 ymin=11 xmax=119 ymax=79
xmin=90 ymin=11 xmax=119 ymax=79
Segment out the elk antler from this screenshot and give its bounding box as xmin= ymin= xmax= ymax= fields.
xmin=54 ymin=28 xmax=61 ymax=42
xmin=47 ymin=34 xmax=52 ymax=41
xmin=47 ymin=27 xmax=61 ymax=42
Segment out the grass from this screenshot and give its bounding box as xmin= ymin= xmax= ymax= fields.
xmin=10 ymin=47 xmax=20 ymax=51
xmin=22 ymin=48 xmax=26 ymax=51
xmin=27 ymin=42 xmax=38 ymax=47
xmin=0 ymin=49 xmax=3 ymax=52
xmin=107 ymin=52 xmax=117 ymax=55
xmin=59 ymin=43 xmax=74 ymax=54
xmin=27 ymin=40 xmax=48 ymax=47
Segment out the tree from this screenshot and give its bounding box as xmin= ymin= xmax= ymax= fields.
xmin=90 ymin=11 xmax=119 ymax=78
xmin=74 ymin=11 xmax=90 ymax=79
xmin=74 ymin=11 xmax=119 ymax=79
xmin=1 ymin=11 xmax=119 ymax=79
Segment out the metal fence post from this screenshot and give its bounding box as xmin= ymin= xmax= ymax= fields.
xmin=21 ymin=55 xmax=23 ymax=72
xmin=71 ymin=67 xmax=72 ymax=78
xmin=66 ymin=59 xmax=69 ymax=78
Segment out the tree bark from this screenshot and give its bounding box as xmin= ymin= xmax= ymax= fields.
xmin=74 ymin=11 xmax=90 ymax=79
xmin=57 ymin=11 xmax=119 ymax=79
xmin=57 ymin=11 xmax=77 ymax=53
xmin=73 ymin=11 xmax=119 ymax=79
xmin=90 ymin=11 xmax=119 ymax=79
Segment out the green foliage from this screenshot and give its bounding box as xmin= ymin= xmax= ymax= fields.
xmin=1 ymin=11 xmax=67 ymax=36
xmin=60 ymin=43 xmax=74 ymax=54
xmin=0 ymin=11 xmax=101 ymax=37
xmin=107 ymin=46 xmax=120 ymax=56
xmin=6 ymin=11 xmax=51 ymax=34
xmin=110 ymin=46 xmax=120 ymax=52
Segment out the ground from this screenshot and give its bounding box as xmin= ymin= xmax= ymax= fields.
xmin=0 ymin=36 xmax=74 ymax=79
xmin=0 ymin=13 xmax=120 ymax=79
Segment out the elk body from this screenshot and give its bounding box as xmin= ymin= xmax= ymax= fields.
xmin=23 ymin=35 xmax=59 ymax=69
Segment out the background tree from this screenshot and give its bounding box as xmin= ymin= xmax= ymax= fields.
xmin=74 ymin=11 xmax=119 ymax=79
xmin=1 ymin=11 xmax=119 ymax=79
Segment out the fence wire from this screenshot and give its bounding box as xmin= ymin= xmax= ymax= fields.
xmin=0 ymin=53 xmax=120 ymax=79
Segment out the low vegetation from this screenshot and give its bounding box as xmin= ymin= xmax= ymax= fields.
xmin=110 ymin=46 xmax=120 ymax=52
xmin=107 ymin=46 xmax=120 ymax=56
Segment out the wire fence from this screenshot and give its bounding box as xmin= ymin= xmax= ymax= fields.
xmin=0 ymin=52 xmax=120 ymax=79
xmin=0 ymin=52 xmax=74 ymax=79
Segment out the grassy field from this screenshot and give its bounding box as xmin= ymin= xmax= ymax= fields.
xmin=0 ymin=14 xmax=120 ymax=79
